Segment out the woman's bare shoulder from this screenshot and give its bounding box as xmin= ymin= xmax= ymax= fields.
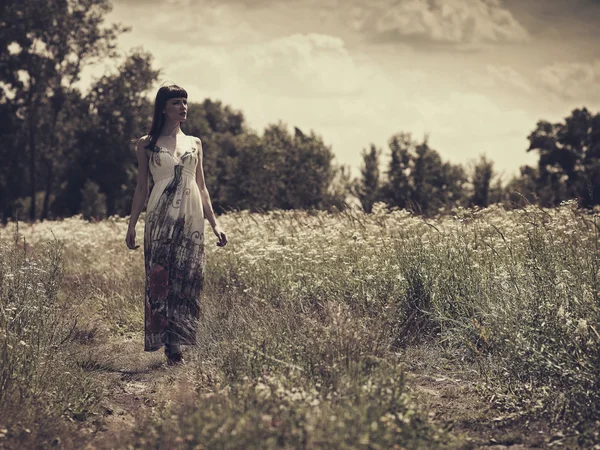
xmin=188 ymin=135 xmax=202 ymax=146
xmin=138 ymin=135 xmax=151 ymax=145
xmin=134 ymin=136 xmax=153 ymax=158
xmin=135 ymin=135 xmax=152 ymax=150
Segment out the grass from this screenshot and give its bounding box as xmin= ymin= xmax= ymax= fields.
xmin=0 ymin=228 xmax=99 ymax=448
xmin=1 ymin=201 xmax=600 ymax=448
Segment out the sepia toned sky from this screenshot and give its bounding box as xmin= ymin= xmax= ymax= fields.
xmin=82 ymin=0 xmax=600 ymax=179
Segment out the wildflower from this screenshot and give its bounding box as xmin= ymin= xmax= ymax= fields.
xmin=576 ymin=319 xmax=589 ymax=337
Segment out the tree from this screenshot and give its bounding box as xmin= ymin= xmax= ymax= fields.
xmin=183 ymin=99 xmax=247 ymax=212
xmin=383 ymin=132 xmax=413 ymax=209
xmin=186 ymin=110 xmax=340 ymax=212
xmin=258 ymin=123 xmax=337 ymax=210
xmin=0 ymin=101 xmax=25 ymax=222
xmin=63 ymin=50 xmax=158 ymax=217
xmin=224 ymin=132 xmax=280 ymax=211
xmin=325 ymin=164 xmax=352 ymax=211
xmin=470 ymin=155 xmax=494 ymax=207
xmin=0 ymin=0 xmax=126 ymax=220
xmin=80 ymin=179 xmax=107 ymax=221
xmin=410 ymin=138 xmax=466 ymax=215
xmin=355 ymin=144 xmax=381 ymax=213
xmin=285 ymin=125 xmax=336 ymax=209
xmin=503 ymin=165 xmax=543 ymax=207
xmin=378 ymin=132 xmax=466 ymax=215
xmin=527 ymin=107 xmax=600 ymax=207
xmin=441 ymin=160 xmax=468 ymax=210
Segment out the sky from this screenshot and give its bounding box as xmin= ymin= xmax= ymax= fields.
xmin=81 ymin=0 xmax=600 ymax=180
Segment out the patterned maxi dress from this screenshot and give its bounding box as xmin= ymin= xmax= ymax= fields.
xmin=144 ymin=135 xmax=205 ymax=353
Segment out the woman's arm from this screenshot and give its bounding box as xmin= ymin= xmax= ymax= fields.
xmin=126 ymin=138 xmax=150 ymax=249
xmin=194 ymin=137 xmax=227 ymax=247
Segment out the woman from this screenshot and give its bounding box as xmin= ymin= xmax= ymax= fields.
xmin=125 ymin=84 xmax=227 ymax=365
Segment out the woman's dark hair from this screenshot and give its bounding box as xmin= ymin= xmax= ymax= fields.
xmin=144 ymin=84 xmax=188 ymax=150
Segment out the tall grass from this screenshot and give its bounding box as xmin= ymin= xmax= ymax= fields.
xmin=199 ymin=202 xmax=600 ymax=425
xmin=5 ymin=202 xmax=600 ymax=447
xmin=0 ymin=227 xmax=98 ymax=448
xmin=140 ymin=286 xmax=449 ymax=449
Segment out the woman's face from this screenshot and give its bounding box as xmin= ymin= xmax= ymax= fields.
xmin=163 ymin=97 xmax=188 ymax=123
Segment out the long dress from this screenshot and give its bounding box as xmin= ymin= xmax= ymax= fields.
xmin=143 ymin=135 xmax=205 ymax=353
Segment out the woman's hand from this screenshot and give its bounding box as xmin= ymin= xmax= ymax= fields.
xmin=126 ymin=226 xmax=140 ymax=250
xmin=212 ymin=225 xmax=228 ymax=247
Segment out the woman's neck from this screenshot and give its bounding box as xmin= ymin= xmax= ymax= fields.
xmin=160 ymin=122 xmax=183 ymax=137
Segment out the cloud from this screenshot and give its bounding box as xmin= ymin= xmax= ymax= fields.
xmin=107 ymin=1 xmax=260 ymax=46
xmin=348 ymin=0 xmax=530 ymax=47
xmin=172 ymin=33 xmax=383 ymax=99
xmin=76 ymin=0 xmax=592 ymax=181
xmin=237 ymin=34 xmax=380 ymax=97
xmin=485 ymin=65 xmax=532 ymax=92
xmin=163 ymin=32 xmax=537 ymax=175
xmin=121 ymin=0 xmax=530 ymax=49
xmin=537 ymin=60 xmax=600 ymax=101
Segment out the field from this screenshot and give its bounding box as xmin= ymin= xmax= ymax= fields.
xmin=1 ymin=202 xmax=600 ymax=449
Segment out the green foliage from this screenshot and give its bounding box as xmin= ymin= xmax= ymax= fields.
xmin=410 ymin=139 xmax=467 ymax=214
xmin=368 ymin=107 xmax=599 ymax=214
xmin=268 ymin=124 xmax=337 ymax=210
xmin=12 ymin=192 xmax=46 ymax=221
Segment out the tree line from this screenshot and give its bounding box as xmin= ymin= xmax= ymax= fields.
xmin=1 ymin=0 xmax=599 ymax=222
xmin=354 ymin=107 xmax=600 ymax=215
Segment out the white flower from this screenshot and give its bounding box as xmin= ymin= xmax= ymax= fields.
xmin=575 ymin=319 xmax=588 ymax=337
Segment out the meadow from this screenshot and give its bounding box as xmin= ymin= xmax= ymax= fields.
xmin=1 ymin=202 xmax=600 ymax=449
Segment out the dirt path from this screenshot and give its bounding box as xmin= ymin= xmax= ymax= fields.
xmin=80 ymin=335 xmax=184 ymax=449
xmin=79 ymin=335 xmax=560 ymax=449
xmin=408 ymin=372 xmax=561 ymax=449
